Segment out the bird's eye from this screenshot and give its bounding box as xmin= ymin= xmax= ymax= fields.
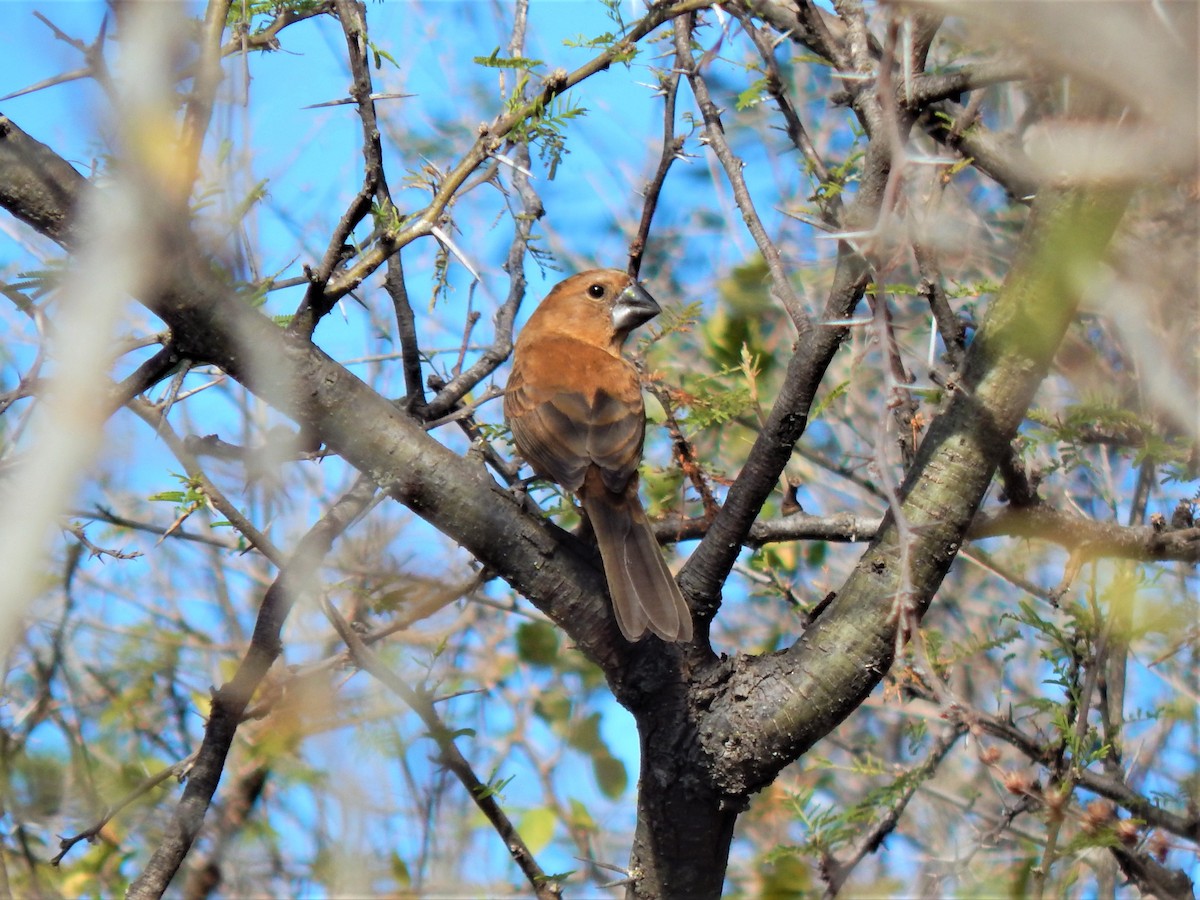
xmin=586 ymin=283 xmax=606 ymax=300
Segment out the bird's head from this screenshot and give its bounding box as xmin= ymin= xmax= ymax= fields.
xmin=527 ymin=269 xmax=662 ymax=354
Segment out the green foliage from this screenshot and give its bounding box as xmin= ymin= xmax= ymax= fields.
xmin=515 ymin=620 xmax=560 ymax=666
xmin=563 ymin=32 xmax=619 ymax=51
xmin=597 ymin=0 xmax=628 ymax=36
xmin=473 ymin=48 xmax=545 ymax=71
xmin=226 ymin=0 xmax=329 ymax=32
xmin=3 ymin=750 xmax=66 ymax=820
xmin=752 ymin=850 xmax=814 ymax=898
xmin=651 ymin=299 xmax=702 ymax=342
xmin=703 ymin=258 xmax=777 ymax=374
xmin=147 ymin=473 xmax=206 ymax=510
xmin=736 ymin=76 xmax=770 ymax=112
xmin=368 ymin=39 xmax=399 ymax=70
xmin=508 ymin=89 xmax=588 ymax=180
xmin=8 ymin=262 xmax=67 ymax=302
xmin=815 ymin=146 xmax=865 ymax=200
xmin=809 ymin=379 xmax=849 ymax=422
xmin=679 ymin=377 xmax=754 ymax=431
xmin=475 ymin=768 xmax=516 ymax=801
xmin=517 ymin=807 xmax=557 ymax=853
xmin=592 ymin=753 xmax=628 ymax=799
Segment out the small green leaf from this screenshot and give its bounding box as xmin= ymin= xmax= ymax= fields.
xmin=517 ymin=807 xmax=556 ymax=855
xmin=473 ymin=48 xmax=544 ymax=70
xmin=516 ymin=621 xmax=559 ymax=666
xmin=593 ymin=753 xmax=627 ymax=799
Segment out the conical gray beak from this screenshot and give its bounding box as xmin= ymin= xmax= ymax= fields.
xmin=612 ymin=281 xmax=661 ymax=334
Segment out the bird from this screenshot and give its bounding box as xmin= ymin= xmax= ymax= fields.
xmin=504 ymin=269 xmax=693 ymax=643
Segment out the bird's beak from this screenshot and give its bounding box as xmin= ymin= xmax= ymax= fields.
xmin=612 ymin=281 xmax=662 ymax=334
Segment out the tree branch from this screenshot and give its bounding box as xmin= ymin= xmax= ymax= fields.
xmin=126 ymin=477 xmax=378 ymax=898
xmin=321 ymin=595 xmax=562 ymax=900
xmin=697 ymin=180 xmax=1132 ymax=797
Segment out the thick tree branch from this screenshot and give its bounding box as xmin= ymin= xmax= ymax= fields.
xmin=0 ymin=106 xmax=639 ymax=666
xmin=971 ymin=506 xmax=1200 ymax=564
xmin=697 ymin=180 xmax=1132 ymax=797
xmin=0 ymin=117 xmax=86 ymax=245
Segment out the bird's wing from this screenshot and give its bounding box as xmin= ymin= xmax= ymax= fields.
xmin=506 ymin=338 xmax=645 ymax=493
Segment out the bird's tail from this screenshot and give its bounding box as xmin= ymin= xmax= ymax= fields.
xmin=583 ymin=492 xmax=693 ymax=643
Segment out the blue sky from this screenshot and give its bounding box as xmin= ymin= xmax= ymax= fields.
xmin=6 ymin=2 xmax=1193 ymax=894
xmin=2 ymin=2 xmax=756 ymax=889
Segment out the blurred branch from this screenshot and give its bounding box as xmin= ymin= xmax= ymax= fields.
xmin=1109 ymin=843 xmax=1196 ymax=900
xmin=221 ymin=1 xmax=334 ymax=56
xmin=970 ymin=506 xmax=1200 ymax=564
xmin=923 ymin=100 xmax=1040 ymax=201
xmin=127 ymin=398 xmax=285 ymax=565
xmin=820 ymin=723 xmax=966 ymax=896
xmin=901 ymin=59 xmax=1031 ymax=108
xmin=53 ymin=752 xmax=199 ymax=866
xmin=657 ymin=489 xmax=1200 ymax=566
xmin=966 ymin=707 xmax=1200 ymax=843
xmin=69 ymin=506 xmax=242 ymax=551
xmin=178 ymin=0 xmax=232 ymax=198
xmin=868 ymin=284 xmax=920 ymax=466
xmin=674 ymin=12 xmax=811 ymax=335
xmin=321 ymin=595 xmax=563 ymax=900
xmin=913 ymin=242 xmax=966 ymax=371
xmin=127 ymin=476 xmax=378 ymax=900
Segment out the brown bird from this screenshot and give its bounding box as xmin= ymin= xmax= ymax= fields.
xmin=504 ymin=269 xmax=693 ymax=643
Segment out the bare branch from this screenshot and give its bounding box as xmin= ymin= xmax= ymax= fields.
xmin=126 ymin=476 xmax=378 ymax=899
xmin=321 ymin=595 xmax=563 ymax=900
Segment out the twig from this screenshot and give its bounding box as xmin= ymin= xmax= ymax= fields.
xmin=385 ymin=253 xmax=426 ymax=411
xmin=730 ymin=6 xmax=840 ymax=227
xmin=629 ymin=67 xmax=685 ymax=279
xmin=126 ymin=399 xmax=285 ymax=565
xmin=324 ymin=0 xmax=722 ymax=302
xmin=961 ymin=709 xmax=1200 ymax=842
xmin=675 ymin=12 xmax=811 ymax=336
xmin=422 ymin=140 xmax=542 ymax=421
xmin=912 ymin=243 xmax=965 ymax=371
xmin=70 ymin=506 xmax=243 ymax=551
xmin=647 ymin=384 xmax=719 ymax=518
xmin=220 ymin=2 xmax=333 ymax=57
xmin=289 ymin=0 xmax=392 ymax=334
xmin=126 ymin=476 xmax=377 ymax=899
xmin=820 ymin=723 xmax=966 ymax=896
xmin=53 ymin=752 xmax=199 ymax=866
xmin=320 ymin=595 xmax=563 ymax=900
